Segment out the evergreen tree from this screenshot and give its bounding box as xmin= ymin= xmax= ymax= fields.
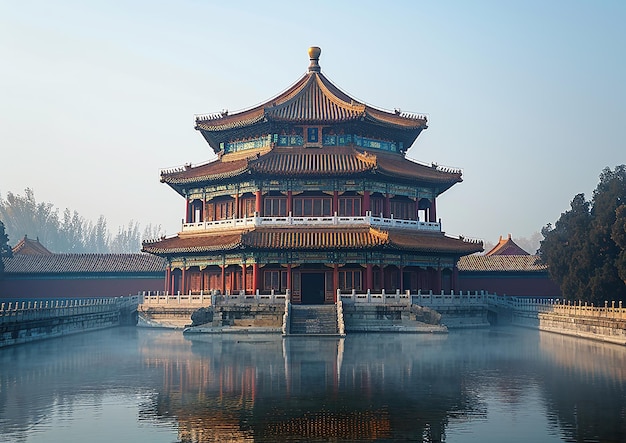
xmin=540 ymin=165 xmax=626 ymax=304
xmin=0 ymin=220 xmax=11 ymax=276
xmin=612 ymin=204 xmax=626 ymax=284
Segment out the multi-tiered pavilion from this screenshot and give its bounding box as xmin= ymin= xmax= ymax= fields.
xmin=143 ymin=47 xmax=482 ymax=304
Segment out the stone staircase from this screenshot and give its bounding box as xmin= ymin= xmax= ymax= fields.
xmin=287 ymin=304 xmax=343 ymax=336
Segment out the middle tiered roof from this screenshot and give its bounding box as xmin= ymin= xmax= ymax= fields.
xmin=161 ymin=146 xmax=462 ymax=194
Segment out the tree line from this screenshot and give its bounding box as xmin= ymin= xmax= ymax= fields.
xmin=0 ymin=188 xmax=164 ymax=254
xmin=539 ymin=165 xmax=626 ymax=304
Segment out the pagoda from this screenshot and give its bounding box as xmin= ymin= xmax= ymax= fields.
xmin=142 ymin=47 xmax=482 ymax=304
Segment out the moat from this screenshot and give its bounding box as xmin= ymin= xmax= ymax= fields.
xmin=1 ymin=327 xmax=625 ymax=442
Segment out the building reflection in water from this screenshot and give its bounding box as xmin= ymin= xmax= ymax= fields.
xmin=137 ymin=329 xmax=626 ymax=443
xmin=139 ymin=332 xmax=483 ymax=442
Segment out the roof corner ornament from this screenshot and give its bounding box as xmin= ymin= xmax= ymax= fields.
xmin=308 ymin=46 xmax=321 ymax=73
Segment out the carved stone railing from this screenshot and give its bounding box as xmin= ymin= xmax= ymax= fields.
xmin=212 ymin=289 xmax=287 ymax=305
xmin=0 ymin=295 xmax=140 ymax=325
xmin=336 ymin=299 xmax=346 ymax=336
xmin=181 ymin=212 xmax=441 ymax=233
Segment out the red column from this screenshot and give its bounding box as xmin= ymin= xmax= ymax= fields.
xmin=286 ymin=264 xmax=292 ymax=294
xmin=252 ymin=263 xmax=259 ymax=294
xmin=185 ymin=197 xmax=190 ymax=223
xmin=399 ymin=265 xmax=404 ymax=293
xmin=181 ymin=267 xmax=186 ymax=294
xmin=202 ymin=194 xmax=207 ymax=222
xmin=366 ymin=264 xmax=373 ymax=291
xmin=435 ymin=266 xmax=442 ymax=293
xmin=234 ymin=194 xmax=240 ymax=219
xmin=453 ymin=264 xmax=459 ymax=292
xmin=379 ymin=265 xmax=385 ymax=291
xmin=170 ymin=269 xmax=175 ymax=295
xmin=255 ymin=190 xmax=262 ymax=215
xmin=384 ymin=194 xmax=391 ymax=218
xmin=221 ymin=265 xmax=226 ymax=295
xmin=229 ymin=269 xmax=235 ymax=294
xmin=333 ymin=191 xmax=339 ymax=215
xmin=415 ymin=198 xmax=420 ymax=220
xmin=363 ymin=191 xmax=370 ymax=215
xmin=287 ymin=191 xmax=292 ymax=215
xmin=165 ymin=266 xmax=170 ymax=293
xmin=333 ymin=264 xmax=339 ymax=303
xmin=242 ymin=263 xmax=247 ymax=294
xmin=430 ymin=198 xmax=437 ymax=222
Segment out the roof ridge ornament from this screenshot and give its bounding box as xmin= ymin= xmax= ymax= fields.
xmin=308 ymin=46 xmax=321 ymax=73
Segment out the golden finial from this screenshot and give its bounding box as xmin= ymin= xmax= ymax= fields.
xmin=308 ymin=46 xmax=321 ymax=72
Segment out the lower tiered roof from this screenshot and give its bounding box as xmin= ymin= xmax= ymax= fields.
xmin=142 ymin=227 xmax=482 ymax=256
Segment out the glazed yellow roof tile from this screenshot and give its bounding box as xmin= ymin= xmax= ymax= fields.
xmin=2 ymin=253 xmax=167 ymax=274
xmin=458 ymin=255 xmax=547 ymax=272
xmin=161 ymin=146 xmax=461 ymax=185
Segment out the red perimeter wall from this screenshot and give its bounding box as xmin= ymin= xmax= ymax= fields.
xmin=459 ymin=272 xmax=561 ymax=298
xmin=0 ymin=276 xmax=165 ymax=300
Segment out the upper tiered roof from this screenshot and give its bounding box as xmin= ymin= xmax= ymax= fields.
xmin=194 ymin=47 xmax=428 ymax=153
xmin=157 ymin=47 xmax=465 ymax=195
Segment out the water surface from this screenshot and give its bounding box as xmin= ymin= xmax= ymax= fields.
xmin=1 ymin=327 xmax=625 ymax=442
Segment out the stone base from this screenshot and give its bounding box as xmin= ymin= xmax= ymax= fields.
xmin=1 ymin=311 xmax=123 ymax=347
xmin=538 ymin=312 xmax=626 ymax=345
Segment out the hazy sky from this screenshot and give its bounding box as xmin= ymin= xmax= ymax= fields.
xmin=1 ymin=1 xmax=624 ymax=245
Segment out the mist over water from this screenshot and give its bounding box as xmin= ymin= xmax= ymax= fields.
xmin=1 ymin=327 xmax=625 ymax=442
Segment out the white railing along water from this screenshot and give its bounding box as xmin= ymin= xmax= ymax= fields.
xmin=0 ymin=295 xmax=140 ymax=325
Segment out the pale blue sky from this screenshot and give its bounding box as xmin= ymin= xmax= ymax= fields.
xmin=1 ymin=1 xmax=624 ymax=245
